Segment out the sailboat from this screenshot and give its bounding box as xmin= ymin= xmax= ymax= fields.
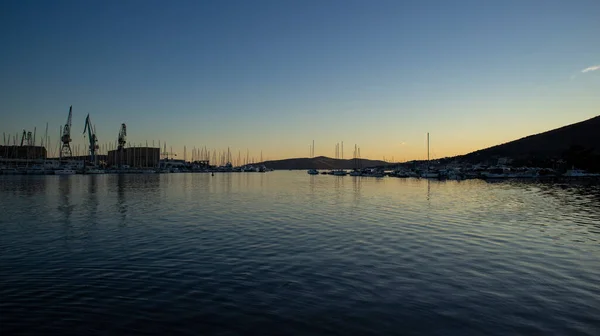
xmin=349 ymin=144 xmax=361 ymax=176
xmin=307 ymin=141 xmax=319 ymax=174
xmin=332 ymin=142 xmax=347 ymax=176
xmin=421 ymin=132 xmax=439 ymax=179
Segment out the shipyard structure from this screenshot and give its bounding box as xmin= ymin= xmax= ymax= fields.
xmin=107 ymin=147 xmax=160 ymax=168
xmin=0 ymin=145 xmax=47 ymax=160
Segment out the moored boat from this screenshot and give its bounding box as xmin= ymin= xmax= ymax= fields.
xmin=86 ymin=168 xmax=105 ymax=174
xmin=333 ymin=170 xmax=347 ymax=176
xmin=55 ymin=169 xmax=76 ymax=175
xmin=564 ymin=169 xmax=600 ymax=178
xmin=0 ymin=167 xmax=19 ymax=175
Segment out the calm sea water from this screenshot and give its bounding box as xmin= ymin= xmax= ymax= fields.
xmin=1 ymin=172 xmax=599 ymax=335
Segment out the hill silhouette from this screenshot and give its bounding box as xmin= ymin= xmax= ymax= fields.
xmin=257 ymin=115 xmax=600 ymax=171
xmin=258 ymin=156 xmax=387 ymax=170
xmin=455 ymin=115 xmax=600 ymax=171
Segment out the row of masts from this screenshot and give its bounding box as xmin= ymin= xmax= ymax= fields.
xmin=4 ymin=132 xmax=431 ymax=166
xmin=1 ymin=134 xmax=270 ymax=167
xmin=183 ymin=146 xmax=265 ymax=166
xmin=1 ymin=105 xmax=270 ymax=167
xmin=306 ymin=134 xmax=432 ymax=164
xmin=308 ymin=140 xmax=358 ymax=162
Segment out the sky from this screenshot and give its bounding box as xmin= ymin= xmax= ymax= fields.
xmin=1 ymin=0 xmax=599 ymax=162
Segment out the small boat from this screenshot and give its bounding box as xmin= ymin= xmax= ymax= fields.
xmin=564 ymin=169 xmax=600 ymax=177
xmin=480 ymin=168 xmax=508 ymax=179
xmin=333 ymin=170 xmax=347 ymax=176
xmin=1 ymin=167 xmax=19 ymax=175
xmin=361 ymin=168 xmax=384 ymax=177
xmin=55 ymin=169 xmax=76 ymax=175
xmin=421 ymin=172 xmax=439 ymax=179
xmin=26 ymin=164 xmax=46 ymax=175
xmin=393 ymin=171 xmax=410 ymax=178
xmin=86 ymin=168 xmax=105 ymax=174
xmin=307 ymin=169 xmax=319 ymax=175
xmin=363 ymin=171 xmax=385 ymax=177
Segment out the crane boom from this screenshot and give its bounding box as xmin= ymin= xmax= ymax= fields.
xmin=60 ymin=105 xmax=73 ymax=159
xmin=117 ymin=124 xmax=127 ymax=150
xmin=117 ymin=123 xmax=127 ymax=168
xmin=83 ymin=114 xmax=99 ymax=166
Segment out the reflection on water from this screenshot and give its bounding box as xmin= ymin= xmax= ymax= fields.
xmin=86 ymin=176 xmax=98 ymax=221
xmin=352 ymin=176 xmax=362 ymax=205
xmin=58 ymin=176 xmax=73 ymax=226
xmin=426 ymin=178 xmax=431 ymax=201
xmin=117 ymin=174 xmax=127 ymax=223
xmin=0 ymin=173 xmax=599 ymax=335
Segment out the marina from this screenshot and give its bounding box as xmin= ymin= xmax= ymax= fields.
xmin=1 ymin=105 xmax=274 ymax=176
xmin=3 ymin=109 xmax=598 ymax=180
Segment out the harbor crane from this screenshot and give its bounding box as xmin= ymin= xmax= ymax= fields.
xmin=83 ymin=114 xmax=99 ymax=166
xmin=117 ymin=123 xmax=127 ymax=168
xmin=20 ymin=130 xmax=34 ymax=146
xmin=60 ymin=106 xmax=73 ymax=159
xmin=20 ymin=130 xmax=27 ymax=146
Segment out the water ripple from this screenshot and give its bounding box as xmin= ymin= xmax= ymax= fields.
xmin=1 ymin=173 xmax=599 ymax=335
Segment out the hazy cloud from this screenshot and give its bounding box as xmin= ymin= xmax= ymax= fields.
xmin=582 ymin=65 xmax=600 ymax=73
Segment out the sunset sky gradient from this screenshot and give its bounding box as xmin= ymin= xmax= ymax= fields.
xmin=1 ymin=0 xmax=599 ymax=162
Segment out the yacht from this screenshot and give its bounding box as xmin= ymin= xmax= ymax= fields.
xmin=564 ymin=169 xmax=600 ymax=177
xmin=363 ymin=169 xmax=384 ymax=177
xmin=241 ymin=165 xmax=258 ymax=172
xmin=333 ymin=170 xmax=347 ymax=176
xmin=308 ymin=169 xmax=319 ymax=175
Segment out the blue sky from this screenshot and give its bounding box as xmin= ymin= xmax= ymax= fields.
xmin=1 ymin=0 xmax=598 ymax=161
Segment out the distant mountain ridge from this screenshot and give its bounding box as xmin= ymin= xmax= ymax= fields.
xmin=257 ymin=156 xmax=388 ymax=170
xmin=256 ymin=115 xmax=600 ymax=171
xmin=450 ymin=115 xmax=600 ymax=171
xmin=462 ymin=115 xmax=600 ymax=158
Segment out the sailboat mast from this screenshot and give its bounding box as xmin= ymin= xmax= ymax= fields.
xmin=427 ymin=132 xmax=430 ymax=173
